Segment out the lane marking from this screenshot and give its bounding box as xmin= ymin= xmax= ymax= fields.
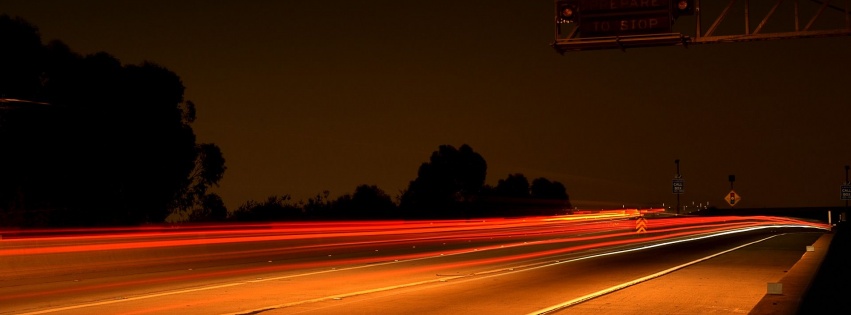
xmin=525 ymin=234 xmax=782 ymax=315
xmin=11 ymin=223 xmax=587 ymax=314
xmin=14 ymin=282 xmax=246 ymax=315
xmin=450 ymin=225 xmax=821 ymax=283
xmin=223 ymin=226 xmax=813 ymax=315
xmin=12 ymin=238 xmax=507 ymax=315
xmin=15 ymin=225 xmax=820 ymax=315
xmin=223 ymin=275 xmax=467 ymax=315
xmin=12 ymin=258 xmax=410 ymax=315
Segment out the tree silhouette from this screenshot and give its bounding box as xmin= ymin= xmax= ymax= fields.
xmin=495 ymin=173 xmax=531 ymax=199
xmin=179 ymin=143 xmax=227 ymax=219
xmin=189 ymin=193 xmax=227 ymax=221
xmin=301 ymin=190 xmax=333 ymax=218
xmin=478 ymin=174 xmax=573 ymax=217
xmin=400 ymin=144 xmax=486 ymax=218
xmin=530 ymin=177 xmax=571 ymax=215
xmin=195 ymin=144 xmax=226 ymax=196
xmin=231 ymin=195 xmax=302 ymax=222
xmin=530 ymin=178 xmax=568 ymax=200
xmin=0 ymin=15 xmax=225 ymax=227
xmin=332 ymin=185 xmax=397 ymax=219
xmin=0 ymin=15 xmax=43 ymax=100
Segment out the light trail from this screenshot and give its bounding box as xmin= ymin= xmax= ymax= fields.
xmin=0 ymin=211 xmax=657 ymax=256
xmin=0 ymin=212 xmax=830 ymax=315
xmin=222 ymin=225 xmax=827 ymax=315
xmin=1 ymin=214 xmax=827 ymax=270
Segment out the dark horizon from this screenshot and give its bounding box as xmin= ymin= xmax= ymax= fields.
xmin=3 ymin=1 xmax=851 ymax=216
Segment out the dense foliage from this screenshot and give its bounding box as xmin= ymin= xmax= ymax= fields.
xmin=234 ymin=144 xmax=571 ymax=221
xmin=0 ymin=15 xmax=225 ymax=226
xmin=1 ymin=15 xmax=570 ymax=226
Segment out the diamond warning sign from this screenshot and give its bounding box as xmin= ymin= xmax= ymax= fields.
xmin=724 ymin=190 xmax=741 ymax=207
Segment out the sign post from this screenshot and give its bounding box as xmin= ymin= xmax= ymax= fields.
xmin=673 ymin=159 xmax=683 ymax=214
xmin=843 ymin=165 xmax=850 ymax=223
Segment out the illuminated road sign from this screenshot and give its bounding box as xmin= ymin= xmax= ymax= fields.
xmin=578 ymin=0 xmax=671 ymax=13
xmin=724 ymin=190 xmax=740 ymax=207
xmin=580 ymin=13 xmax=671 ymax=37
xmin=841 ymin=185 xmax=851 ymax=200
xmin=555 ymin=0 xmax=851 ymax=52
xmin=575 ymin=0 xmax=673 ymax=37
xmin=672 ymin=178 xmax=684 ymax=194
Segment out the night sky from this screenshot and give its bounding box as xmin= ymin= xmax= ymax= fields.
xmin=4 ymin=1 xmax=851 ymax=211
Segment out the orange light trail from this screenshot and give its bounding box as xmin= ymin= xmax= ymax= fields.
xmin=0 ymin=212 xmax=829 ymax=307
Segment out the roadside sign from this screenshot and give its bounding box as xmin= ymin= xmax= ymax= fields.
xmin=574 ymin=0 xmax=674 ymax=37
xmin=724 ymin=190 xmax=740 ymax=207
xmin=578 ymin=0 xmax=672 ymax=14
xmin=672 ymin=178 xmax=684 ymax=194
xmin=579 ymin=13 xmax=672 ymax=37
xmin=841 ymin=185 xmax=851 ymax=200
xmin=636 ymin=216 xmax=647 ymax=233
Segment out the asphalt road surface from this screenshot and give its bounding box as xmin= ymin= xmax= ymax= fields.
xmin=0 ymin=214 xmax=829 ymax=315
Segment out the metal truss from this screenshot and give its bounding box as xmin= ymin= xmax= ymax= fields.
xmin=554 ymin=0 xmax=851 ymax=52
xmin=694 ymin=0 xmax=851 ymax=43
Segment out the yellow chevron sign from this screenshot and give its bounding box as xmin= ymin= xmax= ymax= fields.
xmin=635 ymin=216 xmax=647 ymax=233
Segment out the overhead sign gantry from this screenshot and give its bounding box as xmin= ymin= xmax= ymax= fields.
xmin=554 ymin=0 xmax=851 ymax=52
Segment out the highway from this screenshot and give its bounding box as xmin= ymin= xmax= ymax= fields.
xmin=0 ymin=211 xmax=830 ymax=315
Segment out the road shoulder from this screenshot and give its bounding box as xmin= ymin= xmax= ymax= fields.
xmin=557 ymin=232 xmax=825 ymax=315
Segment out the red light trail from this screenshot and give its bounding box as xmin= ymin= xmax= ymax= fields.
xmin=0 ymin=211 xmax=830 ymax=315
